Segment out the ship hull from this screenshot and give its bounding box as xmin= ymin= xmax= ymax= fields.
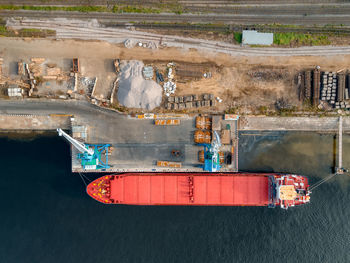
xmin=86 ymin=173 xmax=310 ymax=208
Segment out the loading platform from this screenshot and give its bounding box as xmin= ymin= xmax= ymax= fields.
xmin=68 ymin=114 xmax=239 ymax=173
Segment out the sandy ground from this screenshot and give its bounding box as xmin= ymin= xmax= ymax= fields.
xmin=2 ymin=37 xmax=350 ymax=112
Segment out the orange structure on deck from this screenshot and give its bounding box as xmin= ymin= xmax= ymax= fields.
xmin=87 ymin=173 xmax=310 ymax=209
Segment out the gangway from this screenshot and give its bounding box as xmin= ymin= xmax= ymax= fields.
xmin=57 ymin=128 xmax=111 ymax=170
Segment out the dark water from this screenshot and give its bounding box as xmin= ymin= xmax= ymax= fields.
xmin=1 ymin=132 xmax=350 ymax=263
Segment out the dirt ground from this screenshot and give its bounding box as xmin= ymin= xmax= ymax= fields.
xmin=2 ymin=37 xmax=350 ymax=113
xmin=140 ymin=28 xmax=238 ymax=45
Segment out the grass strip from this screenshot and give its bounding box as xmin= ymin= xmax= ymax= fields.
xmin=273 ymin=32 xmax=331 ymax=46
xmin=0 ymin=4 xmax=174 ymax=14
xmin=0 ymin=25 xmax=55 ymax=37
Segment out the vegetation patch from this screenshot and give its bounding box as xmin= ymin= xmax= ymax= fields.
xmin=0 ymin=5 xmax=109 ymax=12
xmin=233 ymin=32 xmax=242 ymax=43
xmin=0 ymin=25 xmax=55 ymax=37
xmin=0 ymin=4 xmax=183 ymax=14
xmin=112 ymin=5 xmax=161 ymax=14
xmin=273 ymin=32 xmax=331 ymax=46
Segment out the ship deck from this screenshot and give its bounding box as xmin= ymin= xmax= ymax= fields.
xmin=88 ymin=173 xmax=270 ymax=206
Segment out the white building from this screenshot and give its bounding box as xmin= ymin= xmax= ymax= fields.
xmin=242 ymin=30 xmax=273 ymax=46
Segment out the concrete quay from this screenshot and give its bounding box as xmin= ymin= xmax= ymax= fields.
xmin=0 ymin=114 xmax=70 ymax=131
xmin=0 ymin=100 xmax=348 ymax=173
xmin=240 ymin=116 xmax=350 ymax=131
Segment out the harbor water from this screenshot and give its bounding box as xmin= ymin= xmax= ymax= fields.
xmin=0 ymin=131 xmax=349 ymax=263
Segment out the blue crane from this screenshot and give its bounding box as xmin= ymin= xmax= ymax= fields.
xmin=199 ymin=130 xmax=222 ymax=172
xmin=57 ymin=128 xmax=111 ymax=170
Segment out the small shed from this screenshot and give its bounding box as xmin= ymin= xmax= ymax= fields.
xmin=242 ymin=30 xmax=273 ymax=46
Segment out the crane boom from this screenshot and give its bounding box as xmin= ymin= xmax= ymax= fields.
xmin=57 ymin=128 xmax=94 ymax=155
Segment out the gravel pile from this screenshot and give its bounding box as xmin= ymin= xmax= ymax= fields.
xmin=117 ymin=60 xmax=162 ymax=110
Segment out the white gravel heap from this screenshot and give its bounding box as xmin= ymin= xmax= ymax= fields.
xmin=117 ymin=60 xmax=162 ymax=110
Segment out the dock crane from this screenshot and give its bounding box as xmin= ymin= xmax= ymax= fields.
xmin=57 ymin=128 xmax=111 ymax=170
xmin=200 ymin=130 xmax=222 ymax=172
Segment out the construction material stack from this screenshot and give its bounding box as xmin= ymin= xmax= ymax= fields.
xmin=312 ymin=68 xmax=320 ymax=106
xmin=337 ymin=72 xmax=345 ymax=102
xmin=154 ymin=119 xmax=180 ymax=126
xmin=301 ymin=68 xmax=350 ymax=110
xmin=304 ymin=70 xmax=312 ymax=101
xmin=166 ymin=93 xmax=216 ymax=110
xmin=194 ymin=116 xmax=211 ymax=144
xmin=320 ymin=71 xmax=350 ymax=109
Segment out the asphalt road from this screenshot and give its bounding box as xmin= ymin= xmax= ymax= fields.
xmin=0 ymin=99 xmax=115 ymax=119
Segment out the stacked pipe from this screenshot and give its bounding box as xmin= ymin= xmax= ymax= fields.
xmin=335 ymin=72 xmax=350 ymax=109
xmin=320 ymin=72 xmax=337 ymax=106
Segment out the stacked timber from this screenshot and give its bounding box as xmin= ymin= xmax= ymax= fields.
xmin=194 ymin=130 xmax=211 ymax=144
xmin=347 ymin=74 xmax=350 ymax=100
xmin=337 ymin=73 xmax=346 ymax=102
xmin=157 ymin=161 xmax=182 ymax=168
xmin=196 ymin=116 xmax=206 ymax=129
xmin=304 ymin=71 xmax=312 ymax=100
xmin=298 ymin=73 xmax=305 ymax=101
xmin=312 ymin=69 xmax=320 ymax=106
xmin=31 ymin=58 xmax=45 ymax=64
xmin=17 ymin=61 xmax=25 ymax=76
xmin=204 ymin=130 xmax=211 ymax=143
xmin=154 ymin=119 xmax=180 ymax=125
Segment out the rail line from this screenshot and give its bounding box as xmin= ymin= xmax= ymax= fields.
xmin=2 ymin=9 xmax=350 ymax=26
xmin=104 ymin=22 xmax=350 ymax=35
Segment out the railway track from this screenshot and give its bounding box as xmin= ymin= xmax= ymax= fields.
xmin=104 ymin=22 xmax=350 ymax=35
xmin=0 ymin=0 xmax=346 ymax=5
xmin=2 ymin=9 xmax=350 ymax=26
xmin=1 ymin=1 xmax=350 ymax=15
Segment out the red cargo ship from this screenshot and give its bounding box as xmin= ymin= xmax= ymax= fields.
xmin=86 ymin=173 xmax=310 ymax=209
